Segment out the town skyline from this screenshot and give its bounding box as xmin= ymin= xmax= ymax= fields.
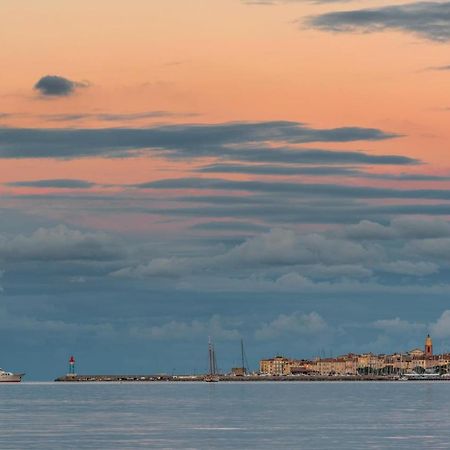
xmin=259 ymin=334 xmax=450 ymax=377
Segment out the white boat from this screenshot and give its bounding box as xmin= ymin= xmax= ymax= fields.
xmin=0 ymin=368 xmax=24 ymax=383
xmin=402 ymin=372 xmax=441 ymax=381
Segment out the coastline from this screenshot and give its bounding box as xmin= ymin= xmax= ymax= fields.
xmin=53 ymin=374 xmax=448 ymax=382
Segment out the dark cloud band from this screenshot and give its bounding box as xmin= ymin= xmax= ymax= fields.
xmin=198 ymin=164 xmax=445 ymax=179
xmin=0 ymin=121 xmax=403 ymax=161
xmin=306 ymin=1 xmax=450 ymax=42
xmin=135 ymin=177 xmax=450 ymax=201
xmin=7 ymin=179 xmax=95 ymax=189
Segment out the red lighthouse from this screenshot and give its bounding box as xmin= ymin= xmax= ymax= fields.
xmin=68 ymin=355 xmax=76 ymax=375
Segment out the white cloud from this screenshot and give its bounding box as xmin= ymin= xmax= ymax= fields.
xmin=344 ymin=218 xmax=450 ymax=241
xmin=113 ymin=256 xmax=196 ymax=278
xmin=130 ymin=315 xmax=240 ymax=341
xmin=405 ymin=238 xmax=450 ymax=261
xmin=303 ymin=264 xmax=373 ymax=279
xmin=0 ymin=225 xmax=123 ymax=262
xmin=173 ymin=273 xmax=450 ymax=294
xmin=275 ymin=272 xmax=315 ymax=288
xmin=373 ymin=318 xmax=425 ymax=335
xmin=343 ymin=220 xmax=394 ymax=240
xmin=255 ymin=311 xmax=328 ymax=340
xmin=111 ymin=221 xmax=449 ymax=294
xmin=114 ymin=227 xmax=382 ymax=280
xmin=430 ymin=310 xmax=450 ymax=339
xmin=0 ymin=307 xmax=115 ymax=338
xmin=223 ymin=228 xmax=381 ymax=267
xmin=391 ymin=217 xmax=450 ymax=239
xmin=377 ymin=260 xmax=439 ymax=276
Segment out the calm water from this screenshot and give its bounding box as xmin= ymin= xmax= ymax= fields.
xmin=0 ymin=381 xmax=449 ymax=449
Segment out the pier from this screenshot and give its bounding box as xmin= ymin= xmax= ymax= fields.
xmin=55 ymin=374 xmax=406 ymax=382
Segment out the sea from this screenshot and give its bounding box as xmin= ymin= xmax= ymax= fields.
xmin=0 ymin=381 xmax=449 ymax=449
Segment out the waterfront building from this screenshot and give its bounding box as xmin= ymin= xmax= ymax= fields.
xmin=259 ymin=356 xmax=291 ymax=375
xmin=357 ymin=353 xmax=384 ymax=374
xmin=259 ymin=357 xmax=316 ymax=375
xmin=289 ymin=360 xmax=317 ymax=375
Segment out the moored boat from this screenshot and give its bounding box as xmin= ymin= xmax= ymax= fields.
xmin=203 ymin=374 xmax=220 ymax=382
xmin=204 ymin=338 xmax=220 ymax=382
xmin=401 ymin=372 xmax=441 ymax=381
xmin=0 ymin=368 xmax=24 ymax=383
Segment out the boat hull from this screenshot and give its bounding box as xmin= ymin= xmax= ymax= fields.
xmin=0 ymin=373 xmax=24 ymax=383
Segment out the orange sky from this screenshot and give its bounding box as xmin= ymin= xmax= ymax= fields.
xmin=0 ymin=0 xmax=449 ymax=215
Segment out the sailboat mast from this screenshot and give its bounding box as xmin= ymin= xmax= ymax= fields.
xmin=241 ymin=339 xmax=245 ymax=372
xmin=208 ymin=338 xmax=214 ymax=375
xmin=212 ymin=344 xmax=217 ymax=375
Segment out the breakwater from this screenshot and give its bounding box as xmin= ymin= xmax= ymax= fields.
xmin=55 ymin=374 xmax=402 ymax=382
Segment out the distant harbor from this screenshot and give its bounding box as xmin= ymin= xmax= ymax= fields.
xmin=55 ymin=335 xmax=450 ymax=382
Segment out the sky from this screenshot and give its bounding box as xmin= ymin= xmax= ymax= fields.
xmin=0 ymin=0 xmax=449 ymax=380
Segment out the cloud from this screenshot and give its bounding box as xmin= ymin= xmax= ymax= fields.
xmin=0 ymin=307 xmax=115 ymax=338
xmin=255 ymin=311 xmax=328 ymax=340
xmin=113 ymin=227 xmax=382 ymax=281
xmin=428 ymin=64 xmax=450 ymax=71
xmin=405 ymin=238 xmax=450 ymax=261
xmin=243 ymin=0 xmax=277 ymax=4
xmin=136 ymin=177 xmax=450 ymax=201
xmin=377 ymin=260 xmax=439 ymax=276
xmin=5 ymin=188 xmax=450 ymax=227
xmin=198 ymin=164 xmax=450 ymax=180
xmin=191 ymin=221 xmax=269 ymax=233
xmin=113 ymin=256 xmax=196 ymax=279
xmin=344 ymin=218 xmax=450 ymax=240
xmin=390 ymin=217 xmax=450 ymax=239
xmin=197 ymin=164 xmax=364 ymax=176
xmin=373 ymin=318 xmax=425 ymax=334
xmin=222 ymin=228 xmax=380 ymax=267
xmin=42 ymin=111 xmax=196 ymax=122
xmin=0 ymin=225 xmax=123 ymax=262
xmin=205 ymin=147 xmax=414 ymax=166
xmin=175 ymin=272 xmax=450 ymax=294
xmin=306 ymin=2 xmax=450 ymax=42
xmin=130 ymin=315 xmax=240 ymax=341
xmin=34 ymin=75 xmax=89 ymax=97
xmin=7 ymin=179 xmax=95 ymax=189
xmin=430 ymin=310 xmax=450 ymax=338
xmin=343 ymin=220 xmax=394 ymax=240
xmin=303 ymin=264 xmax=373 ymax=279
xmin=243 ymin=0 xmax=350 ymax=4
xmin=109 ymin=217 xmax=450 ymax=296
xmin=130 ymin=200 xmax=450 ymax=224
xmin=0 ymin=121 xmax=401 ymax=159
xmin=196 ymin=164 xmax=372 ymax=177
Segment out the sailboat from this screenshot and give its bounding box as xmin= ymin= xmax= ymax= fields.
xmin=204 ymin=338 xmax=220 ymax=382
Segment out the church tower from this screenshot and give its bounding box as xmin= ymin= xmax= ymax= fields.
xmin=425 ymin=334 xmax=433 ymax=357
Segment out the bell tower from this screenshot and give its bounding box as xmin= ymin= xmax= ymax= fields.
xmin=425 ymin=334 xmax=433 ymax=357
